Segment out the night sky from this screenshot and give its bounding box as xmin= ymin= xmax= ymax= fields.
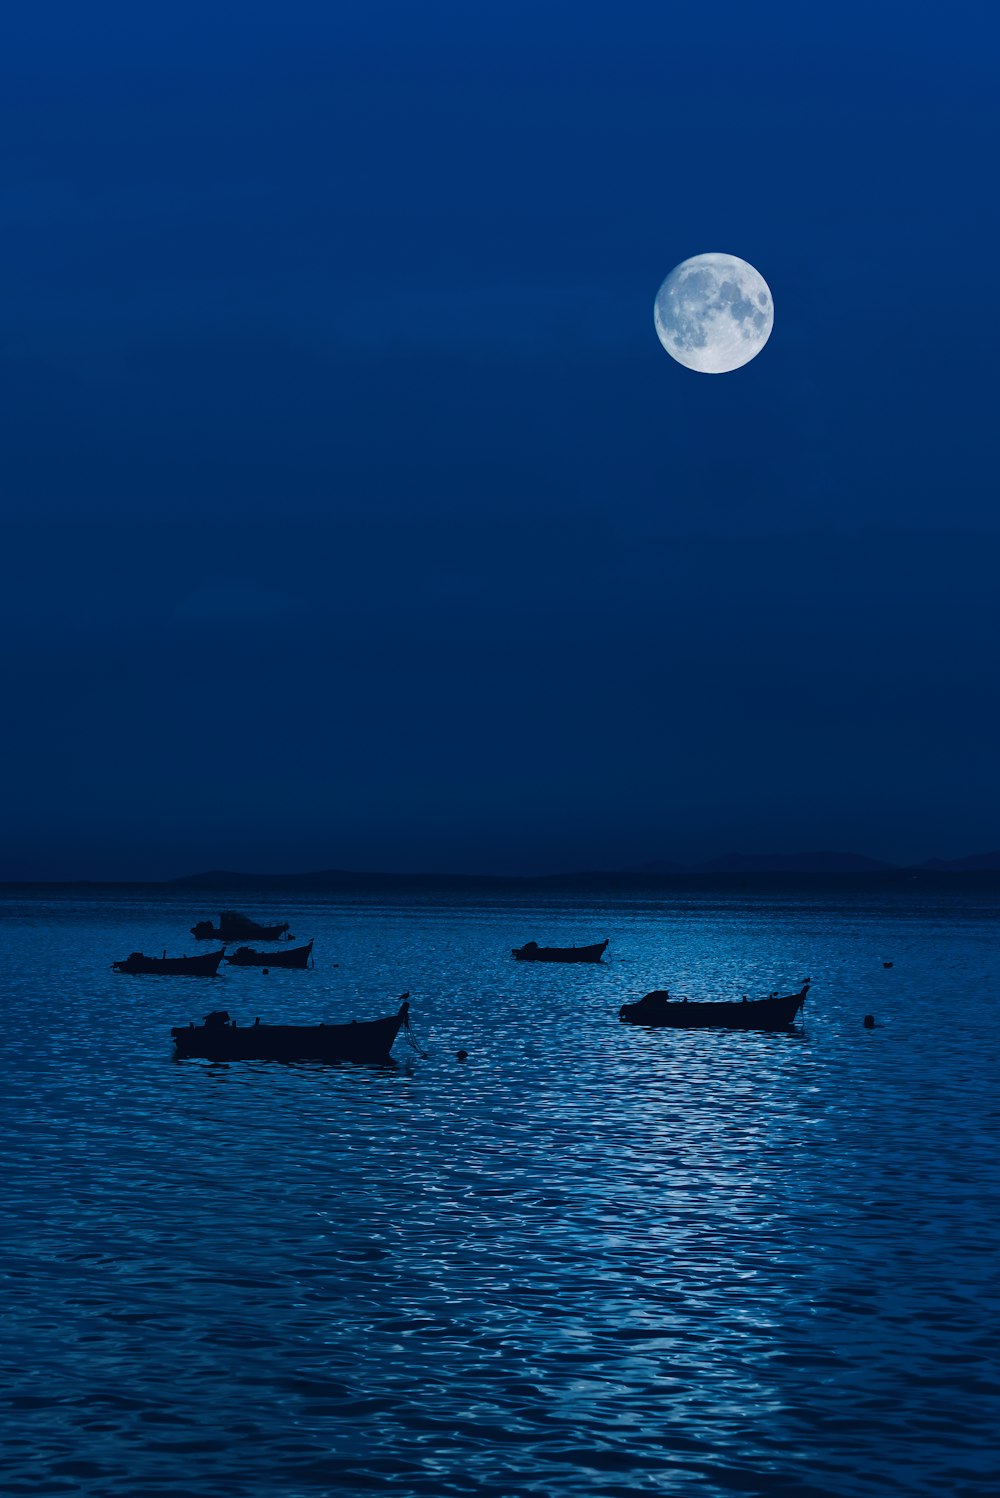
xmin=2 ymin=2 xmax=998 ymax=880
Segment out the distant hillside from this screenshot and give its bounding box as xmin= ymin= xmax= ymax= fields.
xmin=627 ymin=859 xmax=691 ymax=875
xmin=120 ymin=851 xmax=1000 ymax=890
xmin=695 ymin=851 xmax=895 ymax=874
xmin=167 ymin=867 xmax=519 ymax=890
xmin=8 ymin=858 xmax=1000 ymax=891
xmin=921 ymin=851 xmax=1000 ymax=872
xmin=624 ymin=850 xmax=895 ymax=874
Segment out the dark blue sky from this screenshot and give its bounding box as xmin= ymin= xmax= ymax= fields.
xmin=2 ymin=1 xmax=998 ymax=878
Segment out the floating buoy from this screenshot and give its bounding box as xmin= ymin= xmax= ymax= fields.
xmin=456 ymin=1049 xmax=468 ymax=1061
xmin=864 ymin=1014 xmax=875 ymax=1028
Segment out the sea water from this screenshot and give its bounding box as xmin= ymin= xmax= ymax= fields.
xmin=1 ymin=886 xmax=997 ymax=1497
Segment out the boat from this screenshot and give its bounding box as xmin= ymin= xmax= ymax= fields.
xmin=171 ymin=996 xmax=415 ymax=1063
xmin=114 ymin=949 xmax=226 ymax=977
xmin=512 ymin=939 xmax=609 ymax=963
xmin=191 ymin=912 xmax=290 ymax=942
xmin=226 ymin=939 xmax=314 ymax=969
xmin=619 ymin=982 xmax=809 ymax=1031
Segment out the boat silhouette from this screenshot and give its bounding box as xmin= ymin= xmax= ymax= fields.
xmin=171 ymin=996 xmax=414 ymax=1063
xmin=226 ymin=939 xmax=314 ymax=969
xmin=191 ymin=912 xmax=290 ymax=942
xmin=114 ymin=949 xmax=226 ymax=977
xmin=619 ymin=982 xmax=809 ymax=1031
xmin=513 ymin=939 xmax=609 ymax=964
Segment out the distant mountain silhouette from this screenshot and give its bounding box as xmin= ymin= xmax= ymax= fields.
xmin=9 ymin=854 xmax=1000 ymax=888
xmin=628 ymin=859 xmax=691 ymax=875
xmin=163 ymin=850 xmax=998 ymax=889
xmin=625 ymin=850 xmax=894 ymax=874
xmin=694 ymin=850 xmax=895 ymax=874
xmin=921 ymin=851 xmax=1000 ymax=872
xmin=170 ymin=867 xmax=473 ymax=889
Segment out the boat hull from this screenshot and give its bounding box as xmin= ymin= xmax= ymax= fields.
xmin=513 ymin=940 xmax=608 ymax=963
xmin=114 ymin=950 xmax=226 ymax=977
xmin=226 ymin=940 xmax=313 ymax=969
xmin=171 ymin=1001 xmax=410 ymax=1063
xmin=619 ymin=984 xmax=808 ymax=1031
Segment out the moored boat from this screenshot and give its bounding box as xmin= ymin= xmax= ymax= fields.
xmin=114 ymin=949 xmax=226 ymax=977
xmin=619 ymin=982 xmax=809 ymax=1031
xmin=513 ymin=939 xmax=609 ymax=963
xmin=191 ymin=912 xmax=290 ymax=942
xmin=226 ymin=939 xmax=314 ymax=969
xmin=171 ymin=996 xmax=414 ymax=1063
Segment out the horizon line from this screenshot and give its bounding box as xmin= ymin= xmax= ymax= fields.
xmin=4 ymin=848 xmax=1000 ymax=888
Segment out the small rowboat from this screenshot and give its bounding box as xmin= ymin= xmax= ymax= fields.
xmin=171 ymin=997 xmax=414 ymax=1063
xmin=114 ymin=949 xmax=226 ymax=977
xmin=619 ymin=982 xmax=809 ymax=1031
xmin=513 ymin=939 xmax=609 ymax=964
xmin=226 ymin=939 xmax=314 ymax=970
xmin=191 ymin=913 xmax=290 ymax=942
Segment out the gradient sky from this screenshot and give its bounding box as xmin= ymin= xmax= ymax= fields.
xmin=2 ymin=1 xmax=998 ymax=879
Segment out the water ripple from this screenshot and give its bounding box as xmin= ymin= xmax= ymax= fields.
xmin=1 ymin=888 xmax=998 ymax=1496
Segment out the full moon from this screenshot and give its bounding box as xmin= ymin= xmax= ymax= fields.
xmin=654 ymin=252 xmax=773 ymax=374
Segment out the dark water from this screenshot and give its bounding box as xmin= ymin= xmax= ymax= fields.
xmin=2 ymin=887 xmax=998 ymax=1497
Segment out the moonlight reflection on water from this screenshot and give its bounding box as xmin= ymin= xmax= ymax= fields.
xmin=0 ymin=887 xmax=997 ymax=1497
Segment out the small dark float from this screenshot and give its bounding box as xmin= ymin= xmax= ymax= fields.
xmin=619 ymin=981 xmax=809 ymax=1031
xmin=226 ymin=939 xmax=314 ymax=970
xmin=191 ymin=912 xmax=290 ymax=942
xmin=172 ymin=995 xmax=416 ymax=1063
xmin=513 ymin=938 xmax=609 ymax=964
xmin=114 ymin=949 xmax=226 ymax=977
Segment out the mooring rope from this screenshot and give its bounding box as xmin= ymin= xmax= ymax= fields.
xmin=402 ymin=1011 xmax=428 ymax=1059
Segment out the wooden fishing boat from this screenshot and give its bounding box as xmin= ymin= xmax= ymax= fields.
xmin=114 ymin=949 xmax=226 ymax=977
xmin=191 ymin=912 xmax=290 ymax=942
xmin=171 ymin=996 xmax=414 ymax=1063
xmin=226 ymin=939 xmax=314 ymax=969
xmin=513 ymin=938 xmax=609 ymax=963
xmin=619 ymin=982 xmax=809 ymax=1031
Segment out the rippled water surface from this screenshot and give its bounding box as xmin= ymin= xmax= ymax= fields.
xmin=2 ymin=886 xmax=998 ymax=1497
